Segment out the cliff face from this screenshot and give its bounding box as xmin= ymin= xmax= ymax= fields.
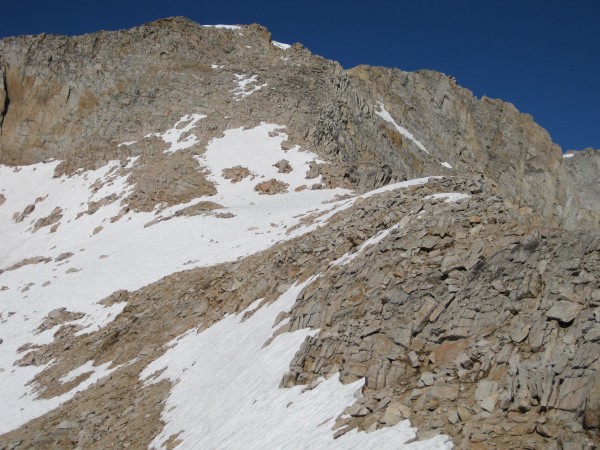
xmin=347 ymin=66 xmax=567 ymax=226
xmin=0 ymin=17 xmax=599 ymax=450
xmin=0 ymin=17 xmax=597 ymax=228
xmin=562 ymin=149 xmax=600 ymax=228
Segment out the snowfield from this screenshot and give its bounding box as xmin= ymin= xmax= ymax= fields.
xmin=143 ymin=279 xmax=451 ymax=450
xmin=0 ymin=114 xmax=452 ymax=448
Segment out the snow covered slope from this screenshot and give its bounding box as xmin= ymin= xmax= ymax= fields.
xmin=0 ymin=115 xmax=451 ymax=447
xmin=143 ymin=280 xmax=450 ymax=450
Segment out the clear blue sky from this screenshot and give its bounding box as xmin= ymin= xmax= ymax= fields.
xmin=1 ymin=0 xmax=598 ymax=151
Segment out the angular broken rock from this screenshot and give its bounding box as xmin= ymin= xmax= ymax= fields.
xmin=407 ymin=351 xmax=420 ymax=368
xmin=429 ymin=384 xmax=460 ymax=401
xmin=510 ymin=323 xmax=530 ymax=343
xmin=48 ymin=307 xmax=67 ymax=320
xmin=417 ymin=372 xmax=435 ymax=387
xmin=475 ymin=380 xmax=499 ymax=413
xmin=546 ymin=301 xmax=581 ymax=324
xmin=222 ymin=166 xmax=251 ymax=183
xmin=273 ymin=159 xmax=293 ymax=173
xmin=382 ymin=401 xmax=411 ymax=426
xmin=254 ymin=179 xmax=289 ymax=195
xmin=56 ymin=421 xmax=78 ymax=430
xmin=584 ymin=326 xmax=600 ymax=342
xmin=584 ymin=373 xmax=600 ymax=429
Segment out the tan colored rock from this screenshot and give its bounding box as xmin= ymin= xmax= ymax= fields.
xmin=13 ymin=203 xmax=35 ymax=223
xmin=382 ymin=401 xmax=411 ymax=426
xmin=273 ymin=159 xmax=293 ymax=173
xmin=254 ymin=179 xmax=288 ymax=195
xmin=33 ymin=206 xmax=63 ymax=232
xmin=174 ymin=201 xmax=223 ymax=217
xmin=222 ymin=166 xmax=251 ymax=183
xmin=546 ymin=301 xmax=581 ymax=324
xmin=4 ymin=256 xmax=51 ymax=271
xmin=584 ymin=373 xmax=600 ymax=429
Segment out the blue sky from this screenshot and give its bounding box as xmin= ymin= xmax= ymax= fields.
xmin=1 ymin=0 xmax=598 ymax=151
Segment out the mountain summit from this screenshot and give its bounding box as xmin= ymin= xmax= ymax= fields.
xmin=0 ymin=17 xmax=599 ymax=449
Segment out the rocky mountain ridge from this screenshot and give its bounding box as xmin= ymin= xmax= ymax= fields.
xmin=1 ymin=17 xmax=598 ymax=228
xmin=0 ymin=17 xmax=599 ymax=449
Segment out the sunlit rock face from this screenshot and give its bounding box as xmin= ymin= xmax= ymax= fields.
xmin=0 ymin=17 xmax=599 ymax=449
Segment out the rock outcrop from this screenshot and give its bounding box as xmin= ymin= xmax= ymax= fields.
xmin=0 ymin=17 xmax=598 ymax=228
xmin=562 ymin=149 xmax=600 ymax=228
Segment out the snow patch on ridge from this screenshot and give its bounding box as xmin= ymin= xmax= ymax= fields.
xmin=203 ymin=24 xmax=241 ymax=30
xmin=376 ymin=102 xmax=431 ymax=154
xmin=198 ymin=123 xmax=325 ymax=204
xmin=1 ymin=357 xmax=119 ymax=432
xmin=302 ymin=177 xmax=438 ymax=233
xmin=425 ymin=192 xmax=471 ymax=203
xmin=362 ymin=177 xmax=439 ymax=199
xmin=232 ymin=74 xmax=267 ymax=100
xmin=272 ymin=40 xmax=291 ymax=50
xmin=58 ymin=360 xmax=114 ymax=384
xmin=146 ymin=114 xmax=206 ymax=154
xmin=332 ymin=223 xmax=402 ymax=267
xmin=142 ymin=280 xmax=452 ymax=450
xmin=118 ymin=140 xmax=137 ymax=147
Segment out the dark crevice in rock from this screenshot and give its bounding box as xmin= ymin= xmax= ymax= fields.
xmin=0 ymin=64 xmax=9 ymax=131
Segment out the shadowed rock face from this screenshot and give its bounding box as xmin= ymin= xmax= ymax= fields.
xmin=0 ymin=16 xmax=597 ymax=229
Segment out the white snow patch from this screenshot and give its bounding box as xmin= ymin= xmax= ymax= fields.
xmin=198 ymin=123 xmax=325 ymax=202
xmin=232 ymin=74 xmax=267 ymax=100
xmin=376 ymin=102 xmax=430 ymax=154
xmin=563 ymin=153 xmax=575 ymax=158
xmin=142 ymin=280 xmax=451 ymax=449
xmin=0 ymin=124 xmax=354 ymax=432
xmin=425 ymin=192 xmax=471 ymax=203
xmin=146 ymin=114 xmax=206 ymax=154
xmin=74 ymin=301 xmax=129 ymax=336
xmin=0 ymin=358 xmax=118 ymax=432
xmin=305 ymin=177 xmax=440 ymax=232
xmin=362 ymin=177 xmax=439 ymax=199
xmin=123 ymin=155 xmax=140 ymax=169
xmin=203 ymin=24 xmax=241 ymax=30
xmin=210 ymin=64 xmax=224 ymax=69
xmin=118 ymin=141 xmax=137 ymax=148
xmin=272 ymin=41 xmax=291 ymax=50
xmin=332 ymin=223 xmax=401 ymax=267
xmin=58 ymin=360 xmax=110 ymax=384
xmin=441 ymin=161 xmax=453 ymax=169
